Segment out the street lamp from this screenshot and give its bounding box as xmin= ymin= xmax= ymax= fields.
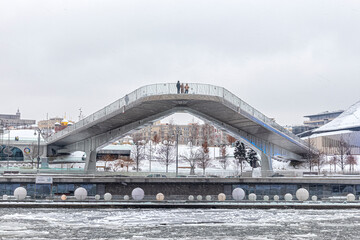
xmin=34 ymin=128 xmax=41 ymax=169
xmin=174 ymin=129 xmax=182 ymax=177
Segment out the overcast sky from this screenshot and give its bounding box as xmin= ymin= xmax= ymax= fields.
xmin=1 ymin=0 xmax=359 ymax=126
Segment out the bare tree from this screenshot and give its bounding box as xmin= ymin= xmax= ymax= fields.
xmin=226 ymin=135 xmax=236 ymax=146
xmin=189 ymin=122 xmax=200 ymax=146
xmin=152 ymin=133 xmax=161 ymax=145
xmin=219 ymin=145 xmax=229 ymax=170
xmin=305 ymin=137 xmax=319 ymax=173
xmin=101 ymin=154 xmax=116 ymax=171
xmin=335 ymin=137 xmax=350 ymax=172
xmin=113 ymin=158 xmax=134 ymax=172
xmin=197 ymin=141 xmax=211 ymax=175
xmin=329 ymin=156 xmax=338 ymax=173
xmin=346 ymin=154 xmax=357 ymax=173
xmin=131 ymin=135 xmax=145 ymax=172
xmin=156 ymin=139 xmax=176 ymax=173
xmin=180 ymin=144 xmax=198 ymax=175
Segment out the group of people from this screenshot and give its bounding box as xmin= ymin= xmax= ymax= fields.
xmin=176 ymin=81 xmax=190 ymax=94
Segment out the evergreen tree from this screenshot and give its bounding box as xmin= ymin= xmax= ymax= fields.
xmin=234 ymin=141 xmax=246 ymax=173
xmin=247 ymin=149 xmax=258 ymax=168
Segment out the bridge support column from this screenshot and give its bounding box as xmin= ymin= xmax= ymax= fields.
xmin=85 ymin=150 xmax=97 ymax=173
xmin=260 ymin=152 xmax=273 ymax=177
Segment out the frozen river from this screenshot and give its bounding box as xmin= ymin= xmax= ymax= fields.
xmin=0 ymin=208 xmax=359 ymax=239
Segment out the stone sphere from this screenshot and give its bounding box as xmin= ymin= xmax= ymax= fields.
xmin=197 ymin=195 xmax=203 ymax=201
xmin=104 ymin=193 xmax=112 ymax=201
xmin=347 ymin=193 xmax=356 ymax=202
xmin=124 ymin=195 xmax=130 ymax=201
xmin=232 ymin=188 xmax=245 ymax=201
xmin=273 ymin=195 xmax=279 ymax=201
xmin=296 ymin=188 xmax=309 ymax=201
xmin=218 ymin=193 xmax=226 ymax=201
xmin=95 ymin=194 xmax=101 ymax=200
xmin=248 ymin=193 xmax=257 ymax=201
xmin=312 ymin=195 xmax=318 ymax=201
xmin=14 ymin=187 xmax=27 ymax=200
xmin=263 ymin=195 xmax=269 ymax=201
xmin=206 ymin=195 xmax=212 ymax=201
xmin=188 ymin=195 xmax=194 ymax=201
xmin=156 ymin=193 xmax=165 ymax=201
xmin=132 ymin=188 xmax=145 ymax=201
xmin=284 ymin=193 xmax=293 ymax=201
xmin=74 ymin=187 xmax=88 ymax=200
xmin=61 ymin=195 xmax=67 ymax=201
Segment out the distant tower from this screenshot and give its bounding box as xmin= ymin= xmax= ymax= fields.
xmin=16 ymin=108 xmax=21 ymax=119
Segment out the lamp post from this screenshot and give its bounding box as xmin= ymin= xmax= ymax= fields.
xmin=34 ymin=128 xmax=41 ymax=169
xmin=174 ymin=129 xmax=182 ymax=177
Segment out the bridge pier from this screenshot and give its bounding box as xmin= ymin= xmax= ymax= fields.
xmin=85 ymin=150 xmax=97 ymax=173
xmin=260 ymin=152 xmax=273 ymax=177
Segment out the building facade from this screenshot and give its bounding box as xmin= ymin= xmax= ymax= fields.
xmin=131 ymin=121 xmax=229 ymax=146
xmin=0 ymin=109 xmax=36 ymax=128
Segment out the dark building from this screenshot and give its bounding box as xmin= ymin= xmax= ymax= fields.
xmin=0 ymin=109 xmax=36 ymax=128
xmin=304 ymin=110 xmax=344 ymax=127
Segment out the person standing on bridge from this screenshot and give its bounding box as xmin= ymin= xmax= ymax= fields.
xmin=184 ymin=83 xmax=189 ymax=94
xmin=176 ymin=81 xmax=181 ymax=94
xmin=180 ymin=83 xmax=184 ymax=93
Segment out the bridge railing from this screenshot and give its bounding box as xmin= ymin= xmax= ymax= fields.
xmin=47 ymin=83 xmax=304 ymax=145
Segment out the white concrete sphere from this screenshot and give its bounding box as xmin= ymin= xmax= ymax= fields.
xmin=263 ymin=195 xmax=269 ymax=201
xmin=3 ymin=195 xmax=8 ymax=200
xmin=74 ymin=187 xmax=88 ymax=200
xmin=104 ymin=193 xmax=112 ymax=201
xmin=218 ymin=193 xmax=226 ymax=201
xmin=311 ymin=195 xmax=318 ymax=201
xmin=248 ymin=193 xmax=257 ymax=201
xmin=188 ymin=195 xmax=194 ymax=201
xmin=296 ymin=188 xmax=309 ymax=201
xmin=284 ymin=193 xmax=293 ymax=201
xmin=347 ymin=193 xmax=356 ymax=202
xmin=206 ymin=195 xmax=212 ymax=201
xmin=124 ymin=195 xmax=130 ymax=201
xmin=197 ymin=195 xmax=203 ymax=201
xmin=273 ymin=195 xmax=279 ymax=201
xmin=156 ymin=193 xmax=165 ymax=201
xmin=61 ymin=195 xmax=67 ymax=201
xmin=232 ymin=188 xmax=245 ymax=201
xmin=95 ymin=194 xmax=101 ymax=200
xmin=132 ymin=188 xmax=145 ymax=201
xmin=14 ymin=187 xmax=27 ymax=200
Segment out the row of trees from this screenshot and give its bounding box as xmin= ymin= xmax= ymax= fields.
xmin=298 ymin=137 xmax=358 ymax=174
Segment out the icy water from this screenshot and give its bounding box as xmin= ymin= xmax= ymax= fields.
xmin=0 ymin=208 xmax=359 ymax=239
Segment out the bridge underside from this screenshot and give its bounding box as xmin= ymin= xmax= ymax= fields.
xmin=47 ymin=94 xmax=307 ymax=176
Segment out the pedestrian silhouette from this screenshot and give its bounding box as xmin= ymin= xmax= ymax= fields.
xmin=185 ymin=83 xmax=189 ymax=94
xmin=176 ymin=81 xmax=180 ymax=94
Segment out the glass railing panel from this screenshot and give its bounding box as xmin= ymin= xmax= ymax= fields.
xmin=106 ymin=100 xmax=120 ymax=114
xmin=145 ymin=85 xmax=157 ymax=96
xmin=196 ymin=84 xmax=210 ymax=95
xmin=93 ymin=109 xmax=106 ymax=121
xmin=209 ymin=85 xmax=221 ymax=96
xmin=156 ymin=83 xmax=170 ymax=94
xmin=240 ymin=101 xmax=253 ymax=115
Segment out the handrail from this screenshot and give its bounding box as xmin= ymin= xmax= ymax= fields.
xmin=47 ymin=83 xmax=305 ymax=146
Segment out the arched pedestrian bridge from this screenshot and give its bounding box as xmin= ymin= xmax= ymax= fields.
xmin=46 ymin=83 xmax=309 ymax=176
